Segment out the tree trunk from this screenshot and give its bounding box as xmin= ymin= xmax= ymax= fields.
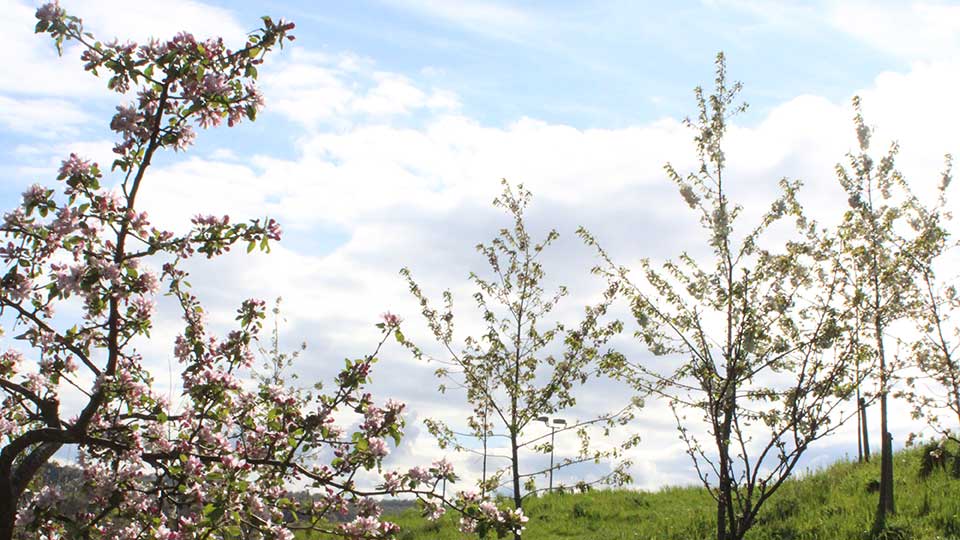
xmin=717 ymin=465 xmax=730 ymax=540
xmin=481 ymin=430 xmax=488 ymax=498
xmin=0 ymin=478 xmax=15 ymax=540
xmin=510 ymin=428 xmax=522 ymax=540
xmin=876 ymin=327 xmax=895 ymax=522
xmin=881 ymin=431 xmax=895 ymax=512
xmin=859 ymin=397 xmax=870 ymax=462
xmin=716 ymin=398 xmax=735 ymax=540
xmin=856 ymin=397 xmax=864 ymax=463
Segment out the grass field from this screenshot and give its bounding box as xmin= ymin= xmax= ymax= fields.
xmin=378 ymin=444 xmax=960 ymax=540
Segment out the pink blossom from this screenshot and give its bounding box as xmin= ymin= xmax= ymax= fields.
xmin=340 ymin=515 xmax=380 ymax=537
xmin=0 ymin=350 xmax=24 ymax=373
xmin=6 ymin=274 xmax=33 ymax=302
xmin=355 ymin=497 xmax=381 ymax=518
xmin=422 ymin=500 xmax=444 ymax=521
xmin=479 ymin=500 xmax=499 ymax=519
xmin=197 ymin=107 xmax=223 ymax=129
xmin=221 ymin=454 xmax=246 ymax=470
xmin=139 ymin=271 xmax=160 ymax=294
xmin=93 ymin=259 xmax=121 ymax=284
xmin=192 ymin=214 xmax=229 ymax=227
xmin=407 ymin=466 xmax=432 ymax=484
xmin=154 ymin=525 xmax=184 ymax=540
xmin=248 ymin=85 xmax=265 ymax=111
xmin=22 ymin=184 xmax=48 ymax=207
xmin=173 ymin=124 xmax=196 ymax=151
xmin=51 ymin=207 xmax=80 ymax=237
xmin=54 ymin=264 xmax=84 ymax=295
xmin=384 ymin=398 xmax=405 ymax=415
xmin=504 ymin=507 xmax=529 ymax=529
xmin=34 ymin=486 xmax=62 ymax=509
xmin=173 ymin=335 xmax=192 ymax=362
xmin=367 ymin=437 xmax=389 ymax=458
xmin=268 ymin=528 xmax=294 ymax=540
xmin=110 ymin=105 xmax=145 ymax=139
xmin=432 ymin=458 xmax=454 ymax=477
xmin=96 ymin=190 xmax=124 ymax=212
xmin=80 ymin=47 xmax=105 ymax=72
xmin=58 ymin=153 xmax=91 ymax=179
xmin=363 ymin=406 xmax=385 ymax=431
xmin=459 ymin=516 xmax=478 ymax=533
xmin=184 ymin=455 xmax=203 ymax=475
xmin=383 ymin=471 xmax=402 ymax=495
xmin=381 ymin=311 xmax=402 ymax=327
xmin=202 ymin=73 xmax=230 ymax=96
xmin=265 ymin=218 xmax=282 ymax=240
xmin=130 ymin=295 xmax=156 ymax=319
xmin=35 ymin=2 xmax=64 ymax=24
xmin=170 ymin=31 xmax=197 ymax=48
xmin=3 ymin=208 xmax=26 ymax=229
xmin=458 ymin=491 xmax=480 ymax=506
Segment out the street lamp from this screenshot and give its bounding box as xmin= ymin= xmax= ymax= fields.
xmin=536 ymin=416 xmax=567 ymax=493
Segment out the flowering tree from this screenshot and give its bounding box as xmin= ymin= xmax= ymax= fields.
xmin=0 ymin=5 xmax=525 ymax=540
xmin=401 ymin=181 xmax=637 ymax=540
xmin=580 ymin=54 xmax=862 ymax=540
xmin=833 ymin=98 xmax=938 ymax=526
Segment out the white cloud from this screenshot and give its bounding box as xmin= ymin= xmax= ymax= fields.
xmin=705 ymin=0 xmax=960 ymax=64
xmin=261 ymin=50 xmax=460 ymax=129
xmin=0 ymin=95 xmax=91 ymax=137
xmin=829 ymin=1 xmax=960 ymax=60
xmin=67 ymin=0 xmax=248 ymax=45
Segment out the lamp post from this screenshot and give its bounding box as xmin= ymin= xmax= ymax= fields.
xmin=536 ymin=416 xmax=566 ymax=493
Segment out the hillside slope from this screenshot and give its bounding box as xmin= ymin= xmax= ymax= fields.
xmin=381 ymin=445 xmax=960 ymax=540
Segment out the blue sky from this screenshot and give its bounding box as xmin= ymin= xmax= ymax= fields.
xmin=262 ymin=0 xmax=897 ymax=127
xmin=3 ymin=0 xmax=960 ymax=492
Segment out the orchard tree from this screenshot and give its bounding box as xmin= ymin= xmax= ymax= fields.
xmin=834 ymin=97 xmax=936 ymax=525
xmin=0 ymin=6 xmax=525 ymax=540
xmin=580 ymin=53 xmax=861 ymax=540
xmin=401 ymin=181 xmax=638 ymax=538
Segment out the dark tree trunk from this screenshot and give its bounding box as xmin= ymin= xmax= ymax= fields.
xmin=510 ymin=427 xmax=521 ymax=540
xmin=859 ymin=397 xmax=870 ymax=463
xmin=856 ymin=397 xmax=864 ymax=463
xmin=881 ymin=431 xmax=894 ymax=512
xmin=876 ymin=326 xmax=895 ymax=523
xmin=0 ymin=477 xmax=15 ymax=540
xmin=716 ymin=396 xmax=735 ymax=540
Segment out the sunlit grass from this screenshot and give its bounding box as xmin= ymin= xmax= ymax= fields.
xmin=349 ymin=444 xmax=960 ymax=540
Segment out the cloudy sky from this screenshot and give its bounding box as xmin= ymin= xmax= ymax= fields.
xmin=3 ymin=0 xmax=960 ymax=493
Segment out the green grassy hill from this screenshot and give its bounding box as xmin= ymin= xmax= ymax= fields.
xmin=379 ymin=445 xmax=960 ymax=540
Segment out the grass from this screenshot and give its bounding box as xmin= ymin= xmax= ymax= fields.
xmin=373 ymin=444 xmax=960 ymax=540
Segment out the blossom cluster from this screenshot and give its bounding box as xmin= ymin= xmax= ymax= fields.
xmin=36 ymin=0 xmax=293 ymax=170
